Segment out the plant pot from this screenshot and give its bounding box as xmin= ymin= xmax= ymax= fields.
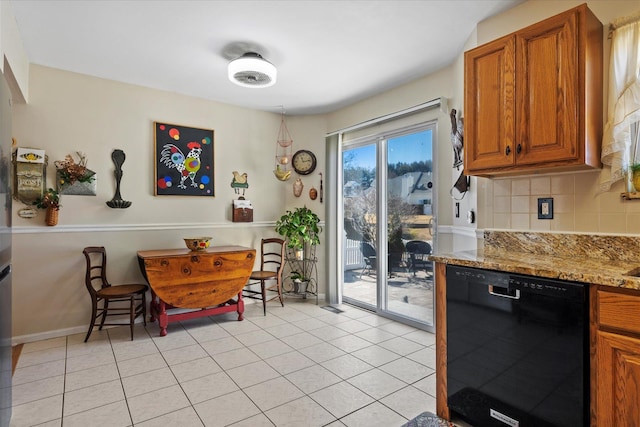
xmin=293 ymin=279 xmax=308 ymax=294
xmin=45 ymin=207 xmax=59 ymax=226
xmin=633 ymin=171 xmax=640 ymax=192
xmin=294 ymin=249 xmax=304 ymax=260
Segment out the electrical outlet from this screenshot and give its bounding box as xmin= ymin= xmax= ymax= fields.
xmin=538 ymin=198 xmax=553 ymax=219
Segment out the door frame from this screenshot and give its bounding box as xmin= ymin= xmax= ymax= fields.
xmin=339 ymin=121 xmax=438 ymax=331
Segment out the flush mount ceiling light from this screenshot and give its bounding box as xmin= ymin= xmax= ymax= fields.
xmin=228 ymin=52 xmax=277 ymax=88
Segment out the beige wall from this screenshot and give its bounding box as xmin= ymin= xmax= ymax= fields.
xmin=11 ymin=0 xmax=640 ymax=340
xmin=325 ymin=65 xmax=461 ymax=252
xmin=468 ymin=0 xmax=640 ymax=235
xmin=11 ymin=65 xmax=327 ymax=340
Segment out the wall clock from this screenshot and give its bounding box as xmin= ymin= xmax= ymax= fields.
xmin=292 ymin=149 xmax=317 ymax=175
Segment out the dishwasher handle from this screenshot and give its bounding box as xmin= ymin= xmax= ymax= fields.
xmin=488 ymin=285 xmax=521 ymax=300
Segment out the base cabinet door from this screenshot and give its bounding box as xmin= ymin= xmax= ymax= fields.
xmin=596 ymin=330 xmax=640 ymax=426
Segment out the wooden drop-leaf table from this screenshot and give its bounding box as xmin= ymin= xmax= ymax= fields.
xmin=137 ymin=246 xmax=256 ymax=336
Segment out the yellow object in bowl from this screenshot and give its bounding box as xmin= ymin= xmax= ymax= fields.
xmin=184 ymin=237 xmax=212 ymax=251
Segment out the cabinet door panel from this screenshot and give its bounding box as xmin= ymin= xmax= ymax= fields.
xmin=464 ymin=36 xmax=515 ymax=172
xmin=516 ymin=10 xmax=578 ymax=165
xmin=596 ymin=331 xmax=640 ymax=427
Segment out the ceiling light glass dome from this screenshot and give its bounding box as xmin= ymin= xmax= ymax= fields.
xmin=228 ymin=52 xmax=277 ymax=88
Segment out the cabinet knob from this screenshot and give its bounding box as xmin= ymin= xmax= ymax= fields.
xmin=505 ymin=146 xmax=511 ymax=156
xmin=517 ymin=144 xmax=522 ymax=154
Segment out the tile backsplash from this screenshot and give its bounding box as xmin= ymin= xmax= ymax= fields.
xmin=480 ymin=170 xmax=640 ymax=234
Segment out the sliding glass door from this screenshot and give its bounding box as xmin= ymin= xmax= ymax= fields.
xmin=341 ymin=123 xmax=436 ymax=328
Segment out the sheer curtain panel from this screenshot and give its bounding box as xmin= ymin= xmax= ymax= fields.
xmin=600 ymin=11 xmax=640 ymax=192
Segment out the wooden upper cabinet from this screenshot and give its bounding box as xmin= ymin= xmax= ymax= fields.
xmin=464 ymin=4 xmax=603 ymax=177
xmin=464 ymin=36 xmax=515 ymax=171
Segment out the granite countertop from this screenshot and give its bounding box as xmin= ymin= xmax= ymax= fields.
xmin=429 ymin=231 xmax=640 ymax=291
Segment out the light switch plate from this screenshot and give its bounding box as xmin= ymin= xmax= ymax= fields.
xmin=538 ymin=198 xmax=553 ymax=219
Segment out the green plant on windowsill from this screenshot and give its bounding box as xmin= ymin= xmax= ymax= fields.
xmin=630 ymin=163 xmax=640 ymax=192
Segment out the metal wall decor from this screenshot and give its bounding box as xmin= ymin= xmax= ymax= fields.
xmin=293 ymin=177 xmax=304 ymax=197
xmin=450 ymin=109 xmax=464 ymax=169
xmin=106 ymin=149 xmax=132 ymax=208
xmin=230 ymin=171 xmax=249 ymax=196
xmin=13 ymin=147 xmax=47 ymax=206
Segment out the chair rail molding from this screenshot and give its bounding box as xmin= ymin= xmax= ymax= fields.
xmin=13 ymin=221 xmax=330 ymax=234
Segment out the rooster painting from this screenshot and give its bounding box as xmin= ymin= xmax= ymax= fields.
xmin=155 ymin=122 xmax=214 ymax=196
xmin=160 ymin=142 xmax=202 ymax=189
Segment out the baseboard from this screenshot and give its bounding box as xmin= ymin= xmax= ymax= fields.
xmin=12 ymin=296 xmax=326 ymax=345
xmin=12 ymin=325 xmax=91 ymax=345
xmin=12 ymin=344 xmax=23 ymax=375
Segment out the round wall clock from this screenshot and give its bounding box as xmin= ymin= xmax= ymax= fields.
xmin=292 ymin=149 xmax=317 ymax=175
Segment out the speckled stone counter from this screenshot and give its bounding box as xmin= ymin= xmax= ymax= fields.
xmin=429 ymin=231 xmax=640 ymax=290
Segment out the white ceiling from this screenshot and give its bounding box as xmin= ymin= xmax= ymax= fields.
xmin=9 ymin=0 xmax=523 ymax=115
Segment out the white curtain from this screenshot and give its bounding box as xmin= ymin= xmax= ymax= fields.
xmin=600 ymin=13 xmax=640 ymax=192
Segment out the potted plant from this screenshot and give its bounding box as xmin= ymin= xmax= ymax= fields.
xmin=276 ymin=206 xmax=321 ymax=295
xmin=275 ymin=206 xmax=321 ymax=260
xmin=630 ymin=163 xmax=640 ymax=192
xmin=33 ymin=188 xmax=61 ymax=226
xmin=290 ymin=271 xmax=309 ymax=294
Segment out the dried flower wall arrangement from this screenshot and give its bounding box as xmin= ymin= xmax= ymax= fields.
xmin=55 ymin=152 xmax=97 ymax=196
xmin=55 ymin=152 xmax=94 ymax=185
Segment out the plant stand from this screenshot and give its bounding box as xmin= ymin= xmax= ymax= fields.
xmin=283 ymin=244 xmax=318 ymax=304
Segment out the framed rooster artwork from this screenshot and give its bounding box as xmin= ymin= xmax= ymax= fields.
xmin=154 ymin=122 xmax=214 ymax=196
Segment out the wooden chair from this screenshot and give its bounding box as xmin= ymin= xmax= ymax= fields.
xmin=83 ymin=246 xmax=148 ymax=342
xmin=243 ymin=238 xmax=286 ymax=315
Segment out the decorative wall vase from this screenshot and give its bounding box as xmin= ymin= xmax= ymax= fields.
xmin=57 ymin=170 xmax=97 ymax=195
xmin=45 ymin=207 xmax=59 ymax=226
xmin=293 ymin=178 xmax=304 ymax=197
xmin=54 ymin=152 xmax=96 ymax=195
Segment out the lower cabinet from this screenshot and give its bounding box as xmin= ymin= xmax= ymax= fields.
xmin=594 ymin=288 xmax=640 ymax=426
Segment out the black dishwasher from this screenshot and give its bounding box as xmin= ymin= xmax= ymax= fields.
xmin=446 ymin=265 xmax=589 ymax=427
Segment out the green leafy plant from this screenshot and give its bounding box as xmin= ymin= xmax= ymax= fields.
xmin=33 ymin=188 xmax=61 ymax=210
xmin=290 ymin=271 xmax=307 ymax=282
xmin=275 ymin=206 xmax=321 ymax=250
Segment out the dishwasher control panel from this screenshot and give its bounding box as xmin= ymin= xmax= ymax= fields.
xmin=447 ymin=265 xmax=587 ymax=300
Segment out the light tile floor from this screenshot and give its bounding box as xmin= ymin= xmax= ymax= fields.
xmin=10 ymin=299 xmax=439 ymax=427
